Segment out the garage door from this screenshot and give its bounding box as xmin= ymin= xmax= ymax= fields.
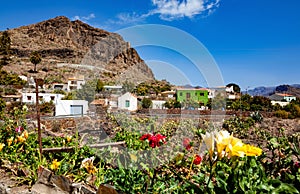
xmin=70 ymin=105 xmax=83 ymax=115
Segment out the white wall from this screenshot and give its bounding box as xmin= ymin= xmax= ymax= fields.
xmin=55 ymin=100 xmax=88 ymax=116
xmin=271 ymin=101 xmax=290 ymax=107
xmin=118 ymin=92 xmax=137 ymax=111
xmin=152 ymin=100 xmax=166 ymax=109
xmin=22 ymin=93 xmax=65 ymax=104
xmin=284 ymin=96 xmax=296 ymax=102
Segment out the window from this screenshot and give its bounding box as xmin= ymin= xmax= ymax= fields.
xmin=180 ymin=92 xmax=182 ymax=96
xmin=186 ymin=93 xmax=190 ymax=99
xmin=70 ymin=105 xmax=83 ymax=115
xmin=125 ymin=100 xmax=130 ymax=108
xmin=27 ymin=96 xmax=32 ymax=101
xmin=200 ymin=92 xmax=204 ymax=96
xmin=50 ymin=96 xmax=55 ymax=101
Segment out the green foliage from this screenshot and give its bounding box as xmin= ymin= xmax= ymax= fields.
xmin=164 ymin=99 xmax=181 ymax=109
xmin=0 ymin=70 xmax=26 ymax=86
xmin=211 ymin=93 xmax=226 ymax=110
xmin=122 ymin=80 xmax=135 ymax=93
xmin=0 ymin=98 xmax=5 ymax=114
xmin=74 ymin=79 xmax=96 ymax=103
xmin=134 ymin=80 xmax=172 ymax=96
xmin=231 ymin=94 xmax=273 ymax=111
xmin=274 ymin=110 xmax=290 ymax=119
xmin=141 ymin=98 xmax=152 ymax=109
xmin=53 ymin=89 xmax=66 ymax=95
xmin=1 ymin=106 xmax=300 ymax=193
xmin=29 ymin=51 xmax=41 ymax=72
xmin=39 ymin=101 xmax=54 ymax=114
xmin=0 ymin=31 xmax=11 ymax=67
xmin=95 ymin=79 xmax=104 ymax=93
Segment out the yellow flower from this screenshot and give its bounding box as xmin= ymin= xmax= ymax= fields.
xmin=50 ymin=159 xmax=61 ymax=170
xmin=201 ymin=131 xmax=215 ymax=160
xmin=242 ymin=144 xmax=262 ymax=156
xmin=227 ymin=136 xmax=245 ymax=157
xmin=17 ymin=136 xmax=26 ymax=143
xmin=129 ymin=153 xmax=138 ymax=162
xmin=0 ymin=143 xmax=5 ymax=151
xmin=7 ymin=137 xmax=14 ymax=146
xmin=23 ymin=130 xmax=29 ymax=139
xmin=66 ymin=135 xmax=72 ymax=143
xmin=81 ymin=157 xmax=97 ymax=175
xmin=215 ymin=130 xmax=231 ymax=158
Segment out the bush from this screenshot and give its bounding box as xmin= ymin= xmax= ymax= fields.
xmin=274 ymin=110 xmax=290 ymax=119
xmin=141 ymin=98 xmax=152 ymax=109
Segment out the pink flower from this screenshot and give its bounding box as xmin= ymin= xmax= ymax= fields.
xmin=193 ymin=155 xmax=202 ymax=165
xmin=15 ymin=126 xmax=23 ymax=133
xmin=183 ymin=138 xmax=192 ymax=150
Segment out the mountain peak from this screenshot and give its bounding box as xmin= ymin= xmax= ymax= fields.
xmin=2 ymin=16 xmax=154 ymax=84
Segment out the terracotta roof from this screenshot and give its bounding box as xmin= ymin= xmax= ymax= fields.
xmin=276 ymin=93 xmax=294 ymax=97
xmin=90 ymin=99 xmax=106 ymax=105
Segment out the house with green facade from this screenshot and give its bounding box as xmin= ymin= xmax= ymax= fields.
xmin=176 ymin=88 xmax=209 ymax=107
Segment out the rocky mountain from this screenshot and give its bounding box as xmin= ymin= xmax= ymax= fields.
xmin=246 ymin=84 xmax=300 ymax=97
xmin=1 ymin=16 xmax=154 ymax=85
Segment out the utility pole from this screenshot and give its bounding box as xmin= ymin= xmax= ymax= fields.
xmin=35 ymin=78 xmax=43 ymax=157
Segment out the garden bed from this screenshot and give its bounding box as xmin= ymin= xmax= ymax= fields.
xmin=0 ymin=107 xmax=299 ymax=193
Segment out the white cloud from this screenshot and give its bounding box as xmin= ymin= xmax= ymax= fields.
xmin=150 ymin=0 xmax=220 ymax=20
xmin=106 ymin=0 xmax=220 ymax=29
xmin=72 ymin=13 xmax=96 ymax=22
xmin=114 ymin=12 xmax=148 ymax=25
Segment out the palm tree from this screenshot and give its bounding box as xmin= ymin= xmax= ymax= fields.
xmin=30 ymin=51 xmax=41 ymax=72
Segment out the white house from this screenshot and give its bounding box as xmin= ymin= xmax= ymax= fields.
xmin=152 ymin=100 xmax=166 ymax=109
xmin=271 ymin=101 xmax=290 ymax=107
xmin=118 ymin=92 xmax=138 ymax=111
xmin=55 ymin=100 xmax=89 ymax=116
xmin=160 ymin=91 xmax=175 ymax=99
xmin=67 ymin=75 xmax=85 ymax=92
xmin=22 ymin=93 xmax=65 ymax=104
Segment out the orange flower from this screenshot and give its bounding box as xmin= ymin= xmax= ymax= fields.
xmin=23 ymin=130 xmax=29 ymax=139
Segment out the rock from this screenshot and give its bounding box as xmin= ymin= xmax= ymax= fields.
xmin=31 ymin=166 xmax=98 ymax=194
xmin=4 ymin=16 xmax=154 ymax=85
xmin=0 ymin=182 xmax=10 ymax=194
xmin=96 ymin=184 xmax=118 ymax=194
xmin=31 ymin=166 xmax=70 ymax=194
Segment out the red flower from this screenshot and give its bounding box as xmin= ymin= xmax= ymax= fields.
xmin=295 ymin=161 xmax=300 ymax=169
xmin=193 ymin=155 xmax=202 ymax=165
xmin=183 ymin=138 xmax=192 ymax=150
xmin=140 ymin=133 xmax=152 ymax=141
xmin=140 ymin=133 xmax=166 ymax=148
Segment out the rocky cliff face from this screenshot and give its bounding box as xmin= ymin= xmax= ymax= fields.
xmin=3 ymin=16 xmax=154 ymax=84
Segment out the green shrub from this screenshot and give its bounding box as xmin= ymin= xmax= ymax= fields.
xmin=274 ymin=110 xmax=290 ymax=119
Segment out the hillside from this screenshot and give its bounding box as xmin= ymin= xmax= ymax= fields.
xmin=1 ymin=16 xmax=154 ymax=85
xmin=246 ymin=84 xmax=300 ymax=97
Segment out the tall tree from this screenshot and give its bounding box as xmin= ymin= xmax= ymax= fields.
xmin=0 ymin=31 xmax=11 ymax=67
xmin=30 ymin=51 xmax=41 ymax=72
xmin=95 ymin=79 xmax=104 ymax=93
xmin=226 ymin=83 xmax=241 ymax=93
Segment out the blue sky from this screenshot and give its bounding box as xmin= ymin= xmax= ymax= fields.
xmin=1 ymin=0 xmax=300 ymax=90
